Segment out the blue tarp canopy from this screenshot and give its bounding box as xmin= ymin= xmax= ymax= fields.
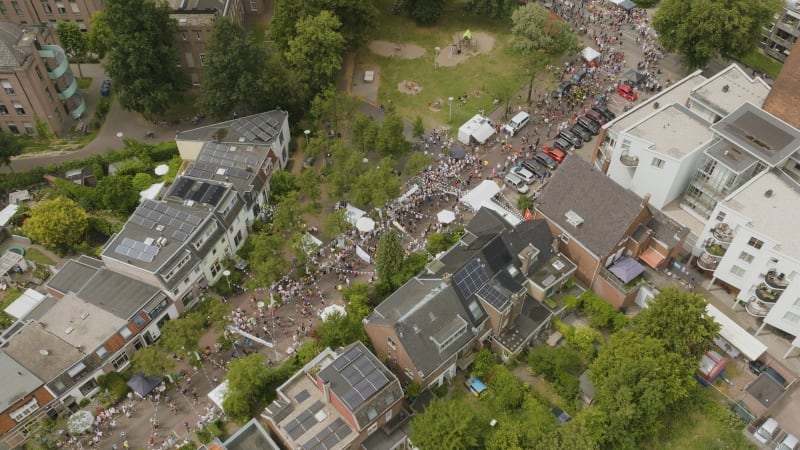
xmin=609 ymin=256 xmax=645 ymax=284
xmin=127 ymin=372 xmax=162 ymax=397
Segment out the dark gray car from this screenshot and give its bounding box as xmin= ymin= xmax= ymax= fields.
xmin=570 ymin=125 xmax=592 ymax=142
xmin=558 ymin=129 xmax=583 ymax=149
xmin=576 ymin=117 xmax=600 ymax=135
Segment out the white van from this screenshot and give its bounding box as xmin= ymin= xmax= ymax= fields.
xmin=504 ymin=111 xmax=531 ymax=136
xmin=755 ymin=417 xmax=779 ymax=444
xmin=777 ymin=434 xmax=799 ymax=450
xmin=504 ymin=173 xmax=529 ymax=194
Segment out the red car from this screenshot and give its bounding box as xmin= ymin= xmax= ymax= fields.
xmin=617 ymin=85 xmax=638 ymax=101
xmin=541 ymin=146 xmax=565 ymax=163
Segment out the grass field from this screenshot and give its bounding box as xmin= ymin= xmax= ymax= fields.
xmin=24 ymin=247 xmax=56 ymax=266
xmin=739 ymin=49 xmax=784 ymax=79
xmin=363 ymin=0 xmax=559 ymax=130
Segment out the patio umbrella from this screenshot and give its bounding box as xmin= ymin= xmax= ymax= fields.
xmin=437 ymin=209 xmax=456 ymax=224
xmin=67 ymin=410 xmax=94 ymax=434
xmin=356 ymin=216 xmax=375 ymax=233
xmin=127 ymin=372 xmax=163 ymax=397
xmin=320 ymin=304 xmax=347 ymax=321
xmin=450 ymin=145 xmax=467 ymax=160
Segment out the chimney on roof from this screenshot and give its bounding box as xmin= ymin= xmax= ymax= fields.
xmin=321 ymin=379 xmax=331 ymax=404
xmin=519 ymin=245 xmax=535 ymax=276
xmin=442 ymin=272 xmax=452 ymax=284
xmin=641 ymin=193 xmax=651 ymax=209
xmin=552 ymin=238 xmax=560 ymax=254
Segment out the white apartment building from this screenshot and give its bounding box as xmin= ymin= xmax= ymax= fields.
xmin=695 ymin=170 xmax=800 ymax=357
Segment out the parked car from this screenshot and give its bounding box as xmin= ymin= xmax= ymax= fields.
xmin=465 ymin=377 xmax=487 ymax=397
xmin=558 ymin=129 xmax=583 ymax=148
xmin=777 ymin=434 xmax=799 ymax=450
xmin=576 ymin=116 xmax=600 ymax=135
xmin=541 ymin=146 xmax=565 ymax=163
xmin=534 ymin=152 xmax=558 ymax=170
xmin=504 ymin=173 xmax=529 ymax=194
xmin=754 ymin=417 xmax=780 ymax=444
xmin=504 ymin=111 xmax=531 ymax=136
xmin=592 ymin=104 xmax=616 ymax=121
xmin=748 ymin=359 xmax=767 ymax=375
xmin=553 ymin=137 xmax=572 ymax=153
xmin=571 ymin=69 xmax=587 ymax=85
xmin=585 ymin=110 xmax=608 ymax=126
xmin=570 ymin=125 xmax=592 ymax=142
xmin=765 ymin=366 xmax=788 ymax=387
xmin=552 ymin=407 xmax=572 ymax=425
xmin=522 ymin=159 xmax=548 ymax=178
xmin=512 ymin=165 xmax=537 ymax=184
xmin=100 ymin=79 xmax=111 ymax=97
xmin=554 ymin=81 xmax=572 ymax=98
xmin=617 ymin=84 xmax=638 ymax=101
xmin=749 ymin=360 xmax=788 ymax=387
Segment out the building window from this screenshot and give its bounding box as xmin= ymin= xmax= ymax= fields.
xmin=23 ymin=122 xmax=34 ymax=135
xmin=181 ymin=31 xmax=187 ymax=40
xmin=385 ymin=409 xmax=393 ymax=421
xmin=41 ymin=0 xmax=52 ymax=13
xmin=7 ymin=122 xmax=19 ymax=134
xmin=149 ymin=299 xmax=168 ymax=318
xmin=233 ymin=230 xmax=242 ymax=246
xmin=560 ymin=234 xmax=570 ymax=244
xmin=69 ymin=0 xmax=78 ymax=12
xmin=13 ymin=101 xmax=25 ymax=115
xmin=367 ymin=422 xmax=378 ymax=435
xmin=783 ymin=311 xmax=800 ymax=324
xmin=729 ymin=265 xmax=745 ymax=277
xmin=175 ymin=57 xmax=181 ymax=67
xmin=96 ymin=347 xmax=108 ymax=358
xmin=748 ymin=237 xmax=764 ymax=250
xmin=0 ymin=104 xmax=7 ymax=115
xmin=112 ymin=353 xmax=129 ymax=370
xmin=34 ymin=66 xmax=44 ymax=81
xmin=651 ymin=157 xmax=665 ymax=168
xmin=45 ymin=88 xmax=53 ymax=103
xmin=199 ymin=54 xmax=205 ymax=65
xmin=210 ymin=260 xmax=221 ymax=277
xmin=78 ymin=378 xmax=98 ymax=396
xmin=55 ymin=0 xmax=64 ymax=13
xmin=1 ymin=79 xmax=14 ymax=94
xmin=11 ymin=0 xmax=20 ymax=14
xmin=9 ymin=398 xmax=39 ymax=423
xmin=120 ymin=327 xmax=132 ymax=339
xmin=195 ymin=31 xmax=201 ymax=40
xmin=249 ymin=0 xmax=257 ymax=11
xmin=387 ymin=337 xmax=396 ymax=349
xmin=0 ymin=2 xmax=7 ymax=15
xmin=738 ymin=252 xmax=754 ymax=263
xmin=715 ymin=211 xmax=726 ymax=222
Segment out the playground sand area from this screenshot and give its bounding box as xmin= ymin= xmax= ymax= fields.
xmin=437 ymin=31 xmax=496 ymax=67
xmin=368 ymin=41 xmax=427 ymax=59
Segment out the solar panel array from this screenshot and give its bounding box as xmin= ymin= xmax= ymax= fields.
xmin=301 ymin=417 xmax=351 ymax=450
xmin=453 ymin=259 xmax=489 ymax=298
xmin=193 ymin=142 xmax=260 ymax=181
xmin=477 ymin=284 xmax=510 ymax=311
xmin=231 ymin=115 xmax=281 ymax=142
xmin=128 ymin=200 xmax=203 ymax=243
xmin=294 ymin=389 xmax=310 ymax=404
xmin=168 ymin=178 xmax=226 ymax=206
xmin=114 ymin=237 xmax=159 ymax=263
xmin=284 ymin=400 xmax=324 ymax=441
xmin=329 ymin=345 xmax=390 ymax=411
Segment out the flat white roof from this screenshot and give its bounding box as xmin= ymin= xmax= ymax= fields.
xmin=4 ymin=288 xmax=46 ymax=320
xmin=460 ymin=180 xmax=500 ymax=211
xmin=627 ymin=104 xmax=714 ymax=160
xmin=33 ymin=294 xmax=126 ymax=351
xmin=723 ymin=171 xmax=800 ymax=258
xmin=0 ymin=204 xmax=18 ymax=226
xmin=690 ymin=64 xmax=770 ymax=116
xmin=707 ymin=304 xmax=767 ymax=361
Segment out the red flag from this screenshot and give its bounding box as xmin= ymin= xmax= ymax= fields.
xmin=524 ymin=208 xmax=533 ymax=220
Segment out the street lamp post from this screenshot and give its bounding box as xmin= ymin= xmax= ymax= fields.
xmin=434 ymin=47 xmax=440 ymax=71
xmin=222 ymin=269 xmax=231 ymax=291
xmin=448 ymin=97 xmax=454 ymax=123
xmin=304 ymin=129 xmax=310 ymax=145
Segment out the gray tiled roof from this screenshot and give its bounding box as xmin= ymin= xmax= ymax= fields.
xmin=0 ymin=22 xmax=27 ymax=68
xmin=0 ymin=351 xmax=43 ymax=412
xmin=535 ymin=157 xmax=644 ymax=257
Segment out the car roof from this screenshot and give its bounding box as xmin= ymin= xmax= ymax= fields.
xmin=782 ymin=434 xmax=799 ymax=447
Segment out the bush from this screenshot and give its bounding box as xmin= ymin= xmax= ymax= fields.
xmin=572 ymin=291 xmax=627 ymax=331
xmin=97 ymin=372 xmax=130 ymax=404
xmin=471 ymin=348 xmax=496 ymax=379
xmin=527 ymin=346 xmax=583 ymax=401
xmin=196 ymin=421 xmax=224 ymax=444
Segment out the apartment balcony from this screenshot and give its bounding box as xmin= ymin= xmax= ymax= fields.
xmin=70 ymin=94 xmax=86 ymax=119
xmin=38 ymin=45 xmax=70 ymax=79
xmin=710 ymin=223 xmax=734 ymax=243
xmin=764 ymin=270 xmax=790 ymax=290
xmin=57 ymin=77 xmax=78 ymax=101
xmin=696 ymin=242 xmax=726 ymax=271
xmin=754 ymin=282 xmax=782 ymax=303
xmin=619 ymin=151 xmax=639 ymax=167
xmin=745 ymin=299 xmax=773 ymax=318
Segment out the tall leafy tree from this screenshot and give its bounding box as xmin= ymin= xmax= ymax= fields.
xmin=376 ymin=229 xmax=403 ymax=286
xmin=296 ymin=167 xmax=321 ymax=211
xmin=95 ymin=175 xmax=138 ymax=214
xmin=223 ymin=354 xmax=273 ymax=422
xmin=631 ymin=287 xmax=719 ymax=359
xmin=247 ymin=232 xmax=288 ymax=286
xmin=350 ymin=113 xmax=379 ymax=153
xmin=23 ymin=196 xmax=88 ymax=253
xmin=315 ymin=311 xmax=369 ymax=349
xmin=159 ymin=312 xmax=205 ymax=355
xmin=511 ymin=4 xmax=580 ymax=102
xmin=103 ymin=0 xmax=184 ymax=118
xmin=55 ymin=21 xmax=89 ymax=77
xmin=87 ymin=11 xmax=111 ymax=58
xmin=466 ymin=0 xmax=517 ymax=19
xmin=404 ymin=0 xmax=447 ymax=25
xmin=255 ymin=53 xmax=311 ymax=121
xmin=270 ymin=0 xmax=377 ymax=52
xmin=131 ymin=345 xmax=175 ymax=376
xmin=375 ymin=113 xmax=410 ymax=157
xmin=284 ymin=10 xmax=346 ymax=89
xmin=410 ymin=398 xmax=481 ymax=450
xmin=0 ymin=129 xmax=23 ymax=170
xmin=200 ymin=17 xmax=267 ymax=119
xmin=352 ymin=158 xmax=401 ymax=208
xmin=322 ymin=208 xmax=352 ymax=239
xmin=311 ymin=86 xmax=360 ymax=134
xmin=653 ymin=0 xmax=782 ymax=69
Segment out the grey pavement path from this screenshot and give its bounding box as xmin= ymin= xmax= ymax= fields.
xmin=4 ymin=64 xmax=190 ymax=173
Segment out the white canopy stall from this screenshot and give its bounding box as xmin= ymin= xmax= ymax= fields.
xmin=581 ymin=47 xmax=601 ymax=63
xmin=460 ymin=180 xmax=500 ymax=212
xmin=706 ymin=304 xmax=767 ymax=361
xmin=207 ymin=380 xmax=230 ymax=411
xmin=457 ymin=114 xmax=496 ymax=145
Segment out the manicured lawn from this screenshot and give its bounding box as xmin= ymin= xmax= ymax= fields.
xmin=365 ymin=0 xmax=559 ymax=129
xmin=651 ymin=407 xmax=754 ymax=450
xmin=77 ymin=77 xmax=93 ymax=89
xmin=739 ymin=50 xmax=783 ymax=79
xmin=24 ymin=247 xmax=56 ymax=266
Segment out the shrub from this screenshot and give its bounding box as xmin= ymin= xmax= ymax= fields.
xmin=527 ymin=346 xmax=583 ymax=401
xmin=471 ymin=348 xmax=496 ymax=379
xmin=97 ymin=372 xmax=130 ymax=404
xmin=196 ymin=421 xmax=224 ymax=444
xmin=573 ymin=291 xmax=627 ymax=331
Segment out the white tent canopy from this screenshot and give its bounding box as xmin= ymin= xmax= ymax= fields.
xmin=320 ymin=304 xmax=347 ymax=321
xmin=706 ymin=304 xmax=767 ymax=361
xmin=0 ymin=204 xmax=18 ymax=227
xmin=480 ymin=200 xmax=522 ymax=226
xmin=457 ymin=114 xmax=496 ymax=145
xmin=582 ymin=47 xmax=601 ymax=62
xmin=344 ymin=204 xmax=366 ymax=225
xmin=4 ymin=288 xmax=46 ymax=320
xmin=460 ymin=180 xmax=500 ymax=211
xmin=356 ymin=216 xmax=375 ymax=233
xmin=207 ymin=380 xmax=229 ymax=411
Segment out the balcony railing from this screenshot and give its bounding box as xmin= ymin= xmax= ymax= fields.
xmin=696 ymin=252 xmax=720 ymax=271
xmin=711 ymin=223 xmax=734 ymax=243
xmin=619 ymin=151 xmax=639 ymax=167
xmin=754 ymin=283 xmax=782 ymax=303
xmin=764 ymin=270 xmax=790 ymax=290
xmin=745 ymin=299 xmax=772 ymax=317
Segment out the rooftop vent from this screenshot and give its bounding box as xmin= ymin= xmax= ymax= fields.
xmin=64 ymin=326 xmax=74 ymax=335
xmin=80 ymin=312 xmax=89 ymax=320
xmin=39 ymin=349 xmax=49 ymax=356
xmin=565 ymin=210 xmax=584 ymax=227
xmin=722 ymin=85 xmax=729 ymax=92
xmin=653 ymin=102 xmax=659 ymax=109
xmin=155 ymin=224 xmax=165 ymax=232
xmin=765 ymin=189 xmax=773 ymax=198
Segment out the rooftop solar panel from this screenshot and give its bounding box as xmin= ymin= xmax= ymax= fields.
xmin=453 ymin=259 xmax=489 ymax=298
xmin=294 ymin=389 xmax=310 ymax=403
xmin=478 ymin=284 xmax=510 ymax=311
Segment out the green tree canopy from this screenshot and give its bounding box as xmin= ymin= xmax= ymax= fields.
xmin=0 ymin=129 xmax=23 ymax=169
xmin=466 ymin=0 xmax=518 ymax=19
xmin=285 ymin=11 xmax=346 ymax=89
xmin=351 ymin=159 xmax=401 ymax=208
xmin=269 ymin=170 xmax=298 ymax=201
xmin=296 ymin=167 xmax=322 ymax=211
xmin=131 ymin=345 xmax=175 ymax=376
xmin=87 ymin=11 xmax=111 ymax=58
xmin=131 ymin=172 xmax=155 ymax=191
xmin=653 ymin=0 xmax=782 ymax=69
xmin=404 ymin=0 xmax=447 ymax=25
xmin=223 ymin=354 xmax=273 ymax=421
xmin=270 ymin=0 xmax=377 ymax=53
xmin=200 ymin=17 xmax=267 ymax=119
xmin=56 ymin=21 xmax=89 ymax=77
xmin=350 ymin=113 xmax=379 ymax=153
xmin=256 ymin=52 xmax=311 ymax=121
xmin=23 ymin=196 xmax=88 ymax=253
xmin=103 ymin=0 xmax=184 ymax=117
xmin=410 ymin=398 xmax=481 ymax=450
xmin=96 ymin=175 xmax=139 ymax=214
xmin=322 ymin=207 xmax=352 ymax=240
xmin=375 ymin=113 xmax=410 ymax=157
xmin=159 ymin=311 xmax=205 ymax=355
xmin=631 ymin=287 xmax=720 ymax=359
xmin=315 ymin=311 xmax=369 ymax=349
xmin=247 ymin=232 xmax=288 ymax=287
xmin=376 ymin=229 xmax=403 ymax=285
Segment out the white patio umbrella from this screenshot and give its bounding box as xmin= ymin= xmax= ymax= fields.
xmin=437 ymin=209 xmax=456 ymax=224
xmin=320 ymin=304 xmax=347 ymax=321
xmin=67 ymin=410 xmax=94 ymax=434
xmin=356 ymin=216 xmax=375 ymax=233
